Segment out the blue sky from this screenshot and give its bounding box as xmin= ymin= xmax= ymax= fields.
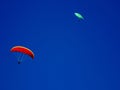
xmin=0 ymin=0 xmax=120 ymax=90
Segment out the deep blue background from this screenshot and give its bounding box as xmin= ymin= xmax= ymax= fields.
xmin=0 ymin=0 xmax=120 ymax=90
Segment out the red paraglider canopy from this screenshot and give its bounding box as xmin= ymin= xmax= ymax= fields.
xmin=10 ymin=46 xmax=34 ymax=59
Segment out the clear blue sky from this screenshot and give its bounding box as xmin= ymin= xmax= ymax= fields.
xmin=0 ymin=0 xmax=120 ymax=90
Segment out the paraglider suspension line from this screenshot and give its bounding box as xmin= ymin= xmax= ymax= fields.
xmin=18 ymin=53 xmax=24 ymax=63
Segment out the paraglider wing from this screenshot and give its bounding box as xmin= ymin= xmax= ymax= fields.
xmin=10 ymin=46 xmax=34 ymax=59
xmin=74 ymin=12 xmax=84 ymax=20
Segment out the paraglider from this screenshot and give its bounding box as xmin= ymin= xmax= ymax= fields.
xmin=74 ymin=12 xmax=84 ymax=20
xmin=10 ymin=46 xmax=34 ymax=64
